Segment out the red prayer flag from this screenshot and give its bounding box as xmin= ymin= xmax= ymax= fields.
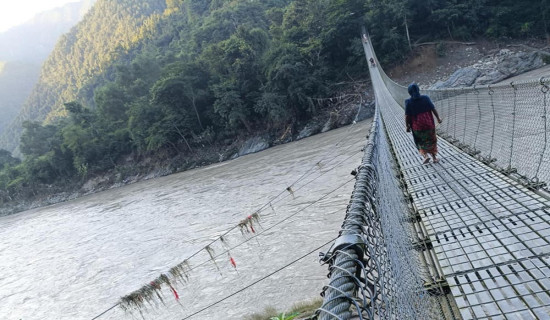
xmin=169 ymin=285 xmax=179 ymax=300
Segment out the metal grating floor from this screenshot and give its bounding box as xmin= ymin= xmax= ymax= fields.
xmin=366 ymin=43 xmax=550 ymax=319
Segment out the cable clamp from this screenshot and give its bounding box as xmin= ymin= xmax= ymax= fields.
xmin=423 ymin=278 xmax=451 ymax=296
xmin=412 ymin=237 xmax=433 ymax=251
xmin=482 ymin=156 xmax=497 ymax=164
xmin=407 ymin=210 xmax=422 ymax=223
xmin=319 ymin=234 xmax=365 ymax=263
xmin=500 ymin=166 xmax=517 ymax=175
xmin=469 ymin=148 xmax=481 ymax=156
xmin=541 ymin=77 xmax=549 ymax=93
xmin=527 ymin=177 xmax=547 ymax=190
xmin=358 ymin=164 xmax=374 ymax=174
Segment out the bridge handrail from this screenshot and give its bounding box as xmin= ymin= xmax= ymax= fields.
xmin=372 ymin=40 xmax=550 ymax=191
xmin=317 ymin=32 xmax=445 ymax=319
xmin=317 ymin=29 xmax=550 ymax=319
xmin=316 ymin=104 xmax=380 ymax=319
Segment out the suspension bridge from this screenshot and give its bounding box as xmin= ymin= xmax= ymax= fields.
xmin=318 ymin=34 xmax=550 ymax=319
xmin=88 ymin=34 xmax=550 ymax=319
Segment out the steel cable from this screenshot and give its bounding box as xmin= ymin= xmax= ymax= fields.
xmin=536 ymin=82 xmax=549 ymax=178
xmin=318 ymin=32 xmax=455 ymax=320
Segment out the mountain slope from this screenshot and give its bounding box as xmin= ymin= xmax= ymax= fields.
xmin=0 ymin=0 xmax=370 ymax=206
xmin=0 ymin=62 xmax=40 ymax=133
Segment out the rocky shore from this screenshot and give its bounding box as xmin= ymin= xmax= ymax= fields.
xmin=431 ymin=48 xmax=547 ymax=88
xmin=389 ymin=39 xmax=549 ymax=88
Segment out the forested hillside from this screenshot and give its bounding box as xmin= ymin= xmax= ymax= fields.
xmin=366 ymin=0 xmax=549 ymax=63
xmin=0 ymin=0 xmax=167 ymax=152
xmin=0 ymin=0 xmax=368 ymax=203
xmin=0 ymin=0 xmax=548 ymax=206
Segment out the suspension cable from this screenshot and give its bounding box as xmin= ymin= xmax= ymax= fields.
xmin=488 ymin=85 xmax=496 ymax=161
xmin=473 ymin=86 xmax=481 ymax=149
xmin=92 ymin=175 xmax=356 ymax=319
xmin=181 ymin=238 xmax=337 ymax=320
xmin=509 ymin=82 xmax=518 ymax=171
xmin=535 ymin=78 xmax=549 ymax=179
xmin=462 ymin=87 xmax=468 ymax=143
xmin=92 ymin=123 xmax=368 ymax=320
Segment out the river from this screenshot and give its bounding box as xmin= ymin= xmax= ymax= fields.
xmin=0 ymin=119 xmax=371 ymax=320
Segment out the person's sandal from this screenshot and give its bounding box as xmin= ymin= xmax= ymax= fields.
xmin=433 ymin=158 xmax=440 ymax=163
xmin=423 ymin=158 xmax=431 ymax=164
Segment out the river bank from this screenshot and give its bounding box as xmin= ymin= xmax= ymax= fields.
xmin=2 ymin=37 xmax=548 ymax=216
xmin=0 ymin=83 xmax=375 ymax=216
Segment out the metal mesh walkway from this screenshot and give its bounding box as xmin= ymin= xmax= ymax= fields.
xmin=366 ymin=42 xmax=550 ymax=319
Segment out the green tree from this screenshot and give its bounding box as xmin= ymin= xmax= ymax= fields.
xmin=20 ymin=121 xmax=60 ymax=157
xmin=0 ymin=149 xmax=20 ymax=170
xmin=212 ymin=79 xmax=252 ymax=132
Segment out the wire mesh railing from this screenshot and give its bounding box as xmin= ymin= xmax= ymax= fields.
xmin=317 ymin=103 xmax=443 ymax=319
xmin=376 ymin=46 xmax=550 ymax=191
xmin=318 ymin=27 xmax=550 ymax=319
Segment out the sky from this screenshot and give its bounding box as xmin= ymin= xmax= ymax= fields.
xmin=0 ymin=0 xmax=79 ymax=33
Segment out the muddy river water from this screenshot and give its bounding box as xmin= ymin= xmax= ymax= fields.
xmin=0 ymin=120 xmax=371 ymax=320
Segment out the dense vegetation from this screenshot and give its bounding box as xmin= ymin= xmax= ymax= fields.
xmin=0 ymin=0 xmax=368 ymax=203
xmin=0 ymin=0 xmax=548 ymax=205
xmin=367 ymin=0 xmax=549 ymax=62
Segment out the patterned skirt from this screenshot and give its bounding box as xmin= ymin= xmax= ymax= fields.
xmin=412 ymin=129 xmax=438 ymax=155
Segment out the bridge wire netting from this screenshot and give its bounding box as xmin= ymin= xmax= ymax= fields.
xmin=318 ymin=30 xmax=550 ymax=319
xmin=317 ymin=105 xmax=444 ymax=318
xmin=378 ymin=48 xmax=550 ymax=191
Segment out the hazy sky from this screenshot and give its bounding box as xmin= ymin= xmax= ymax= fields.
xmin=0 ymin=0 xmax=79 ymax=33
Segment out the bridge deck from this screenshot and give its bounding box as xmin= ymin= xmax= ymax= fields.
xmin=366 ymin=45 xmax=550 ymax=319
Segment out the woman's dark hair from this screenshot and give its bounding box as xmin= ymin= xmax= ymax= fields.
xmin=408 ymin=83 xmax=420 ymax=99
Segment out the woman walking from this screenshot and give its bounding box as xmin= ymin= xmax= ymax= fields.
xmin=405 ymin=83 xmax=442 ymax=164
